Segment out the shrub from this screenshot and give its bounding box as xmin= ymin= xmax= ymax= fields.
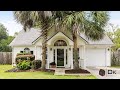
xmin=16 ymin=54 xmax=35 ymax=63
xmin=31 ymin=60 xmax=41 ymax=69
xmin=50 ymin=62 xmax=56 ymax=65
xmin=17 ymin=60 xmax=31 ymax=70
xmin=17 ymin=52 xmax=31 ymax=56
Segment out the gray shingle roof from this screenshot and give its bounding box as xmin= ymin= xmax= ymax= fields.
xmin=80 ymin=33 xmax=113 ymax=45
xmin=9 ymin=28 xmax=113 ymax=46
xmin=9 ymin=28 xmax=41 ymax=46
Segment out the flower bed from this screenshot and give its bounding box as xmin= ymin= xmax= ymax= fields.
xmin=65 ymin=68 xmax=90 ymax=74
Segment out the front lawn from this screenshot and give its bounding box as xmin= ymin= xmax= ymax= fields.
xmin=0 ymin=65 xmax=97 ymax=79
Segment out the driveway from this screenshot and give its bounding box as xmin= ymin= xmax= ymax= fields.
xmin=86 ymin=67 xmax=120 ymax=79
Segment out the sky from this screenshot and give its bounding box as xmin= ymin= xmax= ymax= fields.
xmin=0 ymin=11 xmax=120 ymax=36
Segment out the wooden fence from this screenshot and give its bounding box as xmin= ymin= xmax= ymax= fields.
xmin=0 ymin=52 xmax=12 ymax=64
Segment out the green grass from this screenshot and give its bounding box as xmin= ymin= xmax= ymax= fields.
xmin=0 ymin=65 xmax=97 ymax=79
xmin=110 ymin=66 xmax=120 ymax=68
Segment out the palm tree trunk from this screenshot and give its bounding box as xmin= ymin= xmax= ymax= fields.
xmin=73 ymin=25 xmax=79 ymax=69
xmin=41 ymin=28 xmax=47 ymax=70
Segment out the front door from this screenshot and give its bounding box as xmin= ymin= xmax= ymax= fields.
xmin=57 ymin=49 xmax=64 ymax=67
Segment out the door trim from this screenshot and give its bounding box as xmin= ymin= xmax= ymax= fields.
xmin=53 ymin=47 xmax=67 ymax=68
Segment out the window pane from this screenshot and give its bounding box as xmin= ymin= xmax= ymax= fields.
xmin=24 ymin=48 xmax=30 ymax=53
xmin=54 ymin=49 xmax=55 ymax=62
xmin=20 ymin=51 xmax=23 ymax=53
xmin=54 ymin=40 xmax=67 ymax=46
xmin=30 ymin=51 xmax=33 ymax=54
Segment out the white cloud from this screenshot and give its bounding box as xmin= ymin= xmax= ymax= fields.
xmin=0 ymin=20 xmax=23 ymax=36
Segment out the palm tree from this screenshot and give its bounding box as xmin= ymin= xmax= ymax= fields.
xmin=51 ymin=11 xmax=109 ymax=69
xmin=13 ymin=11 xmax=53 ymax=70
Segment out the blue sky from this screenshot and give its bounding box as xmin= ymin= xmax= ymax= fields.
xmin=0 ymin=11 xmax=120 ymax=36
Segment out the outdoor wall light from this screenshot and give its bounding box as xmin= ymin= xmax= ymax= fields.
xmin=108 ymin=48 xmax=110 ymax=51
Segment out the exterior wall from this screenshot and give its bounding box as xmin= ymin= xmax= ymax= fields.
xmin=106 ymin=48 xmax=111 ymax=66
xmin=12 ymin=46 xmax=42 ymax=66
xmin=48 ymin=46 xmax=54 ymax=63
xmin=12 ymin=31 xmax=112 ymax=68
xmin=85 ymin=46 xmax=111 ymax=67
xmin=36 ymin=46 xmax=42 ymax=60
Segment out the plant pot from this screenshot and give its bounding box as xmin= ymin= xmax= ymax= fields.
xmin=50 ymin=65 xmax=56 ymax=68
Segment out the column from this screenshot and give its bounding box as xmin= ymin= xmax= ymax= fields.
xmin=71 ymin=46 xmax=73 ymax=69
xmin=83 ymin=45 xmax=86 ymax=69
xmin=47 ymin=47 xmax=50 ymax=69
xmin=35 ymin=46 xmax=37 ymax=60
xmin=79 ymin=46 xmax=81 ymax=67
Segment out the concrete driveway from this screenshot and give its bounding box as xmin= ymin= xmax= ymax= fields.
xmin=86 ymin=67 xmax=120 ymax=79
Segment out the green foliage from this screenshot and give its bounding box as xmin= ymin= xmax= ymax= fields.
xmin=16 ymin=54 xmax=35 ymax=63
xmin=52 ymin=11 xmax=109 ymax=40
xmin=0 ymin=36 xmax=14 ymax=52
xmin=112 ymin=28 xmax=120 ymax=50
xmin=0 ymin=23 xmax=8 ymax=41
xmin=17 ymin=60 xmax=31 ymax=70
xmin=107 ymin=32 xmax=114 ymax=41
xmin=0 ymin=23 xmax=14 ymax=52
xmin=31 ymin=60 xmax=41 ymax=69
xmin=107 ymin=28 xmax=120 ymax=51
xmin=16 ymin=52 xmax=31 ymax=56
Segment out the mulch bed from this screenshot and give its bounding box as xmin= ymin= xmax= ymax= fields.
xmin=65 ymin=68 xmax=90 ymax=74
xmin=5 ymin=68 xmax=55 ymax=73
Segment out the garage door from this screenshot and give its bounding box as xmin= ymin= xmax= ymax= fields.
xmin=86 ymin=48 xmax=106 ymax=66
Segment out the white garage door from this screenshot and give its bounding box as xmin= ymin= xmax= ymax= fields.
xmin=86 ymin=48 xmax=106 ymax=66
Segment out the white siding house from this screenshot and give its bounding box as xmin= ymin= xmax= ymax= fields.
xmin=9 ymin=28 xmax=113 ymax=69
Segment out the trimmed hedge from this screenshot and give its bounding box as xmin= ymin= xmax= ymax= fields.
xmin=31 ymin=60 xmax=41 ymax=69
xmin=17 ymin=53 xmax=32 ymax=56
xmin=16 ymin=54 xmax=35 ymax=64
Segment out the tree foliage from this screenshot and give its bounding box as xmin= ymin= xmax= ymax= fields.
xmin=0 ymin=23 xmax=8 ymax=41
xmin=0 ymin=23 xmax=14 ymax=52
xmin=112 ymin=28 xmax=120 ymax=51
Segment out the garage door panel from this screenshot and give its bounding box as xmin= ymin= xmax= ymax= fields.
xmin=86 ymin=48 xmax=105 ymax=66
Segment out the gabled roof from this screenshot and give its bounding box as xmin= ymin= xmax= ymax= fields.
xmin=9 ymin=28 xmax=113 ymax=46
xmin=80 ymin=33 xmax=113 ymax=45
xmin=9 ymin=28 xmax=41 ymax=46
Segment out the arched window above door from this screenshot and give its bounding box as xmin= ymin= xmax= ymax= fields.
xmin=54 ymin=40 xmax=67 ymax=46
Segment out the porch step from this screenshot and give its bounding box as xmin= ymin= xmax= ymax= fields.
xmin=54 ymin=68 xmax=66 ymax=75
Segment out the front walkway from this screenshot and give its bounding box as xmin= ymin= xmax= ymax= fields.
xmin=86 ymin=67 xmax=120 ymax=79
xmin=50 ymin=68 xmax=70 ymax=75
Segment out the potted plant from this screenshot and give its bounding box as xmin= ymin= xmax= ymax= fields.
xmin=49 ymin=62 xmax=56 ymax=68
